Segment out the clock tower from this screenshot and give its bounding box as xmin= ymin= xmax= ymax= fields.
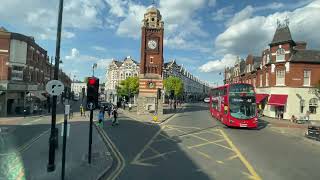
xmin=137 ymin=4 xmax=164 ymax=115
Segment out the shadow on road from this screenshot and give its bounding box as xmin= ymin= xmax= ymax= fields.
xmin=164 ymin=103 xmax=209 ymax=115
xmin=100 ymin=115 xmax=213 ymax=180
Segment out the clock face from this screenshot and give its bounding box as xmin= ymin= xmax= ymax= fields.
xmin=147 ymin=40 xmax=157 ymax=50
xmin=148 ymin=82 xmax=155 ymax=88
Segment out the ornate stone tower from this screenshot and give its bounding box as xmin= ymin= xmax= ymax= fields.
xmin=137 ymin=4 xmax=164 ymax=115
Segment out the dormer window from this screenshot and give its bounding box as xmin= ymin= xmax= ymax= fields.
xmin=276 ymin=48 xmax=285 ymax=62
xmin=151 ymin=18 xmax=155 ymax=21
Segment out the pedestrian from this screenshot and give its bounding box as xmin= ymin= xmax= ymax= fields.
xmin=23 ymin=108 xmax=27 ymax=118
xmin=70 ymin=107 xmax=73 ymax=119
xmin=97 ymin=109 xmax=104 ymax=128
xmin=112 ymin=107 xmax=119 ymax=126
xmin=128 ymin=103 xmax=132 ymax=111
xmin=107 ymin=106 xmax=111 ymax=118
xmin=80 ymin=104 xmax=83 ymax=116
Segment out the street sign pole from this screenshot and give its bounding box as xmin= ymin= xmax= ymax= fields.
xmin=61 ymin=105 xmax=69 ymax=180
xmin=48 ymin=0 xmax=64 ymax=172
xmin=88 ymin=103 xmax=94 ymax=164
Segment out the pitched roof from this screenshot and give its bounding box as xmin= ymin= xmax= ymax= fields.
xmin=290 ymin=50 xmax=320 ymax=63
xmin=114 ymin=60 xmax=122 ymax=67
xmin=270 ymin=26 xmax=295 ymax=46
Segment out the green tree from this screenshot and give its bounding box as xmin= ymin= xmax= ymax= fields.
xmin=116 ymin=77 xmax=139 ymax=102
xmin=163 ymin=76 xmax=184 ymax=98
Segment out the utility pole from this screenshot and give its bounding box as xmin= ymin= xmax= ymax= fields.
xmin=47 ymin=0 xmax=64 ymax=172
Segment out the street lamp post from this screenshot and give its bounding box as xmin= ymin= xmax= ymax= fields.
xmin=47 ymin=0 xmax=64 ymax=172
xmin=92 ymin=63 xmax=97 ymax=77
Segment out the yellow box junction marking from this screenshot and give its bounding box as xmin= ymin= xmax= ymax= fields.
xmin=220 ymin=129 xmax=262 ymax=180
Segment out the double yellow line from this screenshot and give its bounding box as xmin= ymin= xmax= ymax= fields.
xmin=95 ymin=124 xmax=126 ymax=180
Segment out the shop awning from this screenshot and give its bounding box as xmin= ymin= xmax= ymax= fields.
xmin=256 ymin=94 xmax=269 ymax=103
xmin=268 ymin=94 xmax=288 ymax=106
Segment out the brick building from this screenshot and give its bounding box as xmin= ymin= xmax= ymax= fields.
xmin=224 ymin=21 xmax=320 ymax=121
xmin=0 ymin=27 xmax=71 ymax=116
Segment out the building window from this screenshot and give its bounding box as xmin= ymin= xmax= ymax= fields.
xmin=303 ymin=70 xmax=311 ymax=86
xmin=260 ymin=74 xmax=263 ymax=87
xmin=276 ymin=69 xmax=285 ymax=85
xmin=265 ymin=72 xmax=269 ymax=86
xmin=309 ymin=98 xmax=318 ymax=114
xmin=276 ymin=48 xmax=285 ymax=62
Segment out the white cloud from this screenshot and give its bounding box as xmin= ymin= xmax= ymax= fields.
xmin=215 ymin=0 xmax=320 ymax=56
xmin=212 ymin=6 xmax=233 ymax=21
xmin=226 ymin=5 xmax=254 ymax=26
xmin=92 ymin=46 xmax=107 ymax=52
xmin=64 ymin=48 xmax=112 ymax=66
xmin=208 ymin=0 xmax=216 ymax=7
xmin=116 ymin=3 xmax=146 ymax=39
xmin=104 ymin=0 xmax=128 ymax=17
xmin=115 ymin=0 xmax=211 ymax=51
xmin=199 ymin=54 xmax=238 ymax=73
xmin=65 ymin=48 xmax=80 ymax=60
xmin=0 ymin=0 xmax=105 ymax=40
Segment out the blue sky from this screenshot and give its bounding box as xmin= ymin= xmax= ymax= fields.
xmin=1 ymin=0 xmax=320 ymax=86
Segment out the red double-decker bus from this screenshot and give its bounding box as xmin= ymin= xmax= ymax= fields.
xmin=209 ymin=83 xmax=258 ymax=128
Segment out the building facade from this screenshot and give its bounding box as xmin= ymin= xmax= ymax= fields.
xmin=71 ymin=81 xmax=86 ymax=97
xmin=224 ymin=21 xmax=320 ymax=121
xmin=105 ymin=56 xmax=140 ymax=104
xmin=0 ymin=27 xmax=71 ymax=116
xmin=163 ymin=60 xmax=210 ymax=101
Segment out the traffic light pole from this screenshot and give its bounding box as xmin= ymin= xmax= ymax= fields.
xmin=47 ymin=0 xmax=64 ymax=172
xmin=88 ymin=107 xmax=93 ymax=164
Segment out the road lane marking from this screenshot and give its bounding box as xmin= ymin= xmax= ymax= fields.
xmin=0 ymin=129 xmax=50 ymax=156
xmin=220 ymin=129 xmax=262 ymax=180
xmin=94 ymin=124 xmax=125 ymax=180
xmin=158 ymin=133 xmax=178 ymax=142
xmin=166 ymin=125 xmax=202 ymax=130
xmin=138 ymin=150 xmax=177 ymax=162
xmin=131 ymin=125 xmax=167 ymax=165
xmin=226 ymin=154 xmax=239 ymax=161
xmin=131 ymin=110 xmax=180 ymax=166
xmin=187 ymin=139 xmax=226 ymax=149
xmin=148 ymin=147 xmax=167 ymax=160
xmin=193 ymin=149 xmax=212 ymax=160
xmin=216 ymin=160 xmax=224 ymax=164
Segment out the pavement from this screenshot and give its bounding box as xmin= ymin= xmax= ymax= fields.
xmin=258 ymin=116 xmax=313 ymax=139
xmin=0 ymin=112 xmax=113 ymax=180
xmin=98 ymin=102 xmax=320 ymax=180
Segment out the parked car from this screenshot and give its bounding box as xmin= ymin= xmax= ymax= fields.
xmin=204 ymin=97 xmax=210 ymax=103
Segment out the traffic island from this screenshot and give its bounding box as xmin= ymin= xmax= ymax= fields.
xmin=119 ymin=104 xmax=185 ymax=124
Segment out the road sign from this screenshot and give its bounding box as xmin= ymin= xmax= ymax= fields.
xmin=46 ymin=80 xmax=64 ymax=96
xmin=87 ymin=102 xmax=95 ymax=110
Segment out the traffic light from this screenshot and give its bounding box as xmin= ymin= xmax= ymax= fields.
xmin=86 ymin=77 xmax=99 ymax=109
